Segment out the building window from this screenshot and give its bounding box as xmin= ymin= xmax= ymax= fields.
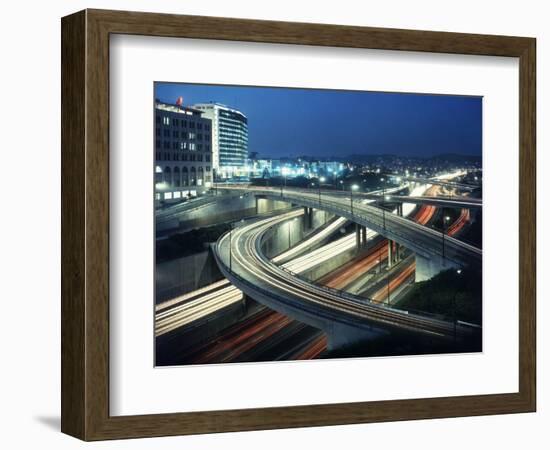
xmin=163 ymin=141 xmax=170 ymax=149
xmin=197 ymin=134 xmax=203 ymax=141
xmin=205 ymin=155 xmax=211 ymax=162
xmin=197 ymin=123 xmax=203 ymax=130
xmin=206 ymin=166 xmax=211 ymax=172
xmin=197 ymin=154 xmax=203 ymax=161
xmin=182 ymin=167 xmax=189 ymax=186
xmin=162 ymin=116 xmax=170 ymax=126
xmin=189 ymin=122 xmax=195 ymax=129
xmin=180 ymin=142 xmax=187 ymax=150
xmin=188 ymin=132 xmax=196 ymax=140
xmin=198 ymin=144 xmax=203 ymax=151
xmin=164 ymin=167 xmax=172 ymax=185
xmin=163 ymin=129 xmax=170 ymax=137
xmin=189 ymin=143 xmax=196 ymax=151
xmin=156 ymin=115 xmax=160 ymax=124
xmin=155 ymin=128 xmax=160 ymax=137
xmin=173 ymin=130 xmax=179 ymax=138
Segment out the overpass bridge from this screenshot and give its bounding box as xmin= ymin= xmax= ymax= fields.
xmin=216 ymin=185 xmax=482 ymax=276
xmin=341 ymin=192 xmax=482 ymax=210
xmin=403 ymin=176 xmax=479 ymax=191
xmin=212 ymin=210 xmax=476 ymax=349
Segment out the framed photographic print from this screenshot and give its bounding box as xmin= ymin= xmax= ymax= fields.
xmin=61 ymin=9 xmax=536 ymax=441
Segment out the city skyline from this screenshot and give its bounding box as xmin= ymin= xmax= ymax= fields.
xmin=155 ymin=82 xmax=482 ymax=159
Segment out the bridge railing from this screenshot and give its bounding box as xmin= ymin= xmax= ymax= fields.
xmin=268 ymin=189 xmax=482 ymax=260
xmin=251 ymin=223 xmax=465 ymax=326
xmin=214 ymin=223 xmax=478 ymax=336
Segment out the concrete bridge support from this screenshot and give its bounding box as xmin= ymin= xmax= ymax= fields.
xmin=355 ymin=224 xmax=368 ymax=250
xmin=303 ymin=207 xmax=313 ymax=230
xmin=387 ymin=240 xmax=395 ymax=268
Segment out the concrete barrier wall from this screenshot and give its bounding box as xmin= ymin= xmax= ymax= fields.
xmin=261 ymin=209 xmax=331 ymax=259
xmin=300 ymin=246 xmax=358 ymax=282
xmin=155 ymin=248 xmax=224 ymax=303
xmin=157 ymin=196 xmax=294 ymax=234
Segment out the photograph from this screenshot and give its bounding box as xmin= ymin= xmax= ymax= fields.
xmin=153 ymin=83 xmax=483 ymax=366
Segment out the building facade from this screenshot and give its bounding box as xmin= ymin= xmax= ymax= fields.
xmin=192 ymin=103 xmax=248 ymax=179
xmin=155 ymin=101 xmax=213 ymax=203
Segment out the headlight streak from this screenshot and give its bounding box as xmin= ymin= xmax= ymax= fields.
xmin=156 ymin=184 xmax=432 ymax=336
xmin=223 ymin=212 xmax=455 ymax=337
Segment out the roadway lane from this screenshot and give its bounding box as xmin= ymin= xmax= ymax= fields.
xmin=214 ymin=210 xmax=469 ymax=340
xmin=217 ymin=185 xmax=481 ymax=268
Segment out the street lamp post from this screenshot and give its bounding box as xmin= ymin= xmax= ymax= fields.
xmin=387 ymin=278 xmax=390 ymax=306
xmin=318 ymin=176 xmax=326 ymax=205
xmin=229 ymin=222 xmax=233 ymax=272
xmin=454 ymin=268 xmax=462 ymax=343
xmin=443 ymin=214 xmax=451 ymax=261
xmin=288 ymin=220 xmax=291 ymax=248
xmin=380 ymin=177 xmax=386 ymax=229
xmin=213 ymin=168 xmax=217 ymax=196
xmin=350 ymin=184 xmax=359 ymax=216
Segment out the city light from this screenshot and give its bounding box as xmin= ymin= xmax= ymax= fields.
xmin=152 ymin=87 xmax=484 ymax=368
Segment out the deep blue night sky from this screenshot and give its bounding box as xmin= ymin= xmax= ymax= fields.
xmin=155 ymin=82 xmax=482 ymax=159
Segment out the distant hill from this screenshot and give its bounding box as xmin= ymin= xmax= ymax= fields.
xmin=427 ymin=153 xmax=482 ymax=164
xmin=343 ymin=153 xmax=482 ymax=164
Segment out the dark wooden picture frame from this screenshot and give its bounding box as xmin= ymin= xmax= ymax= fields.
xmin=61 ymin=9 xmax=536 ymax=441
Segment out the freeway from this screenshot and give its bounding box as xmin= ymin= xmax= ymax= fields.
xmin=355 ymin=193 xmax=482 ymax=209
xmin=156 ymin=184 xmax=436 ymax=338
xmin=402 ymin=176 xmax=478 ymax=191
xmin=213 ymin=210 xmax=470 ymax=341
xmin=217 ymin=185 xmax=481 ymax=267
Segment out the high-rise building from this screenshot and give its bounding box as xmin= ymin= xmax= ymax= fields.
xmin=154 ymin=100 xmax=213 ymax=203
xmin=192 ymin=103 xmax=248 ymax=178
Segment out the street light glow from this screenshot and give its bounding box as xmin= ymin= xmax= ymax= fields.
xmin=351 ymin=184 xmax=359 ymax=190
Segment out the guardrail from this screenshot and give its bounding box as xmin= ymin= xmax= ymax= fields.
xmin=259 ymin=190 xmax=481 ymax=264
xmin=213 ymin=218 xmax=478 ymax=338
